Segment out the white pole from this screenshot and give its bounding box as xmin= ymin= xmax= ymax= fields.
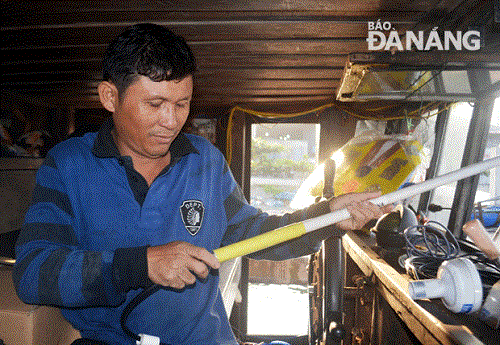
xmin=303 ymin=156 xmax=500 ymax=232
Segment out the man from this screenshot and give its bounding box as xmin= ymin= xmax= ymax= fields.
xmin=14 ymin=23 xmax=390 ymax=344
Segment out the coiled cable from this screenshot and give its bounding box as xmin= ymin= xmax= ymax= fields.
xmin=403 ymin=221 xmax=460 ymax=279
xmin=404 ymin=220 xmax=500 ymax=289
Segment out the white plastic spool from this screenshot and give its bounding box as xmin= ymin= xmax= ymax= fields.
xmin=408 ymin=257 xmax=483 ymax=313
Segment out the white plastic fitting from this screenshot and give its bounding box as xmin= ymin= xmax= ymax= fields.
xmin=408 ymin=257 xmax=483 ymax=313
xmin=479 ymin=279 xmax=500 ymax=329
xmin=136 ymin=333 xmax=160 ymax=345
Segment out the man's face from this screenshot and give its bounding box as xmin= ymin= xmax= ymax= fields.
xmin=112 ymin=75 xmax=193 ymax=160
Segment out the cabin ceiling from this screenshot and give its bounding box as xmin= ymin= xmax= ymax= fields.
xmin=1 ymin=0 xmax=499 ymax=112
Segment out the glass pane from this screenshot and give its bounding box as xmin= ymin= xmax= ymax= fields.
xmin=471 ymin=97 xmax=500 ymax=232
xmin=490 ymin=71 xmax=500 ymax=84
xmin=357 ymin=70 xmax=436 ymax=95
xmin=442 ymin=70 xmax=472 ymax=94
xmin=247 ymin=122 xmax=320 ymax=336
xmin=428 ymin=102 xmax=474 ymax=226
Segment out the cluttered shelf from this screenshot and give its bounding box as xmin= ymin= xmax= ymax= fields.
xmin=342 ymin=230 xmax=499 ymax=345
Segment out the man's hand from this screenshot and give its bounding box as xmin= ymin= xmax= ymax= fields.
xmin=147 ymin=241 xmax=220 ymax=289
xmin=329 ymin=191 xmax=393 ymax=231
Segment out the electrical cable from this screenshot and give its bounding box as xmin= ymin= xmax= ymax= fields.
xmin=399 ymin=68 xmax=444 ymax=103
xmin=226 ymin=104 xmax=332 ymax=165
xmin=460 ymin=252 xmax=500 ymax=288
xmin=427 ymin=204 xmax=452 ymax=212
xmin=403 ymin=221 xmax=460 ymax=279
xmin=404 ymin=220 xmax=500 ymax=291
xmin=225 ymin=102 xmax=448 ymax=165
xmin=457 ymin=238 xmax=500 ymax=292
xmin=120 ymin=284 xmax=171 ymax=345
xmin=405 ymin=221 xmax=460 ymax=259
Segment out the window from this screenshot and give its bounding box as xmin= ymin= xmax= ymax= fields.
xmin=427 ymin=102 xmax=474 ymax=226
xmin=247 ymin=122 xmax=320 ymax=336
xmin=427 ymin=97 xmax=500 ymax=230
xmin=471 ymin=97 xmax=500 ymax=231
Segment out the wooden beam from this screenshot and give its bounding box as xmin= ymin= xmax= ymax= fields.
xmin=2 ymin=0 xmax=434 ymax=27
xmin=2 ymin=53 xmax=349 ymax=70
xmin=2 ymin=21 xmax=395 ymax=49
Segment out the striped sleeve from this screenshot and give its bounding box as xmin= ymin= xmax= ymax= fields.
xmin=220 ymin=161 xmax=336 ymax=261
xmin=12 ymin=154 xmax=130 ymax=307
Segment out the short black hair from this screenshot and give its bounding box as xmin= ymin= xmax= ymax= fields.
xmin=102 ymin=23 xmax=196 ymax=96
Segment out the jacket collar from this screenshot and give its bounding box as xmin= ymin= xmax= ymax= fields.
xmin=92 ymin=117 xmax=198 ymax=159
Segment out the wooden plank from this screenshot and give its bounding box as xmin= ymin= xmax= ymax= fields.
xmin=1 ymin=45 xmax=108 ymax=63
xmin=2 ymin=20 xmax=394 ymax=49
xmin=1 ymin=71 xmax=102 ymax=83
xmin=11 ymin=87 xmax=335 ymax=99
xmin=2 ymin=0 xmax=435 ymax=20
xmin=3 ymin=12 xmax=421 ymax=30
xmin=195 ymin=39 xmax=369 ymax=56
xmin=349 ymin=52 xmax=500 ymax=69
xmin=410 ymin=0 xmax=494 ymax=32
xmin=2 ymin=68 xmax=343 ymax=83
xmin=1 ymin=77 xmax=340 ymax=92
xmin=19 ymin=87 xmax=336 ymax=99
xmin=194 ymin=88 xmax=335 ymax=97
xmin=11 ymin=48 xmax=500 ymax=75
xmin=24 ymin=93 xmax=336 ymax=108
xmin=2 ymin=53 xmax=349 ymax=70
xmin=0 ymin=158 xmax=44 ymax=170
xmin=1 ymin=39 xmax=369 ymax=60
xmin=1 ymin=78 xmax=340 ymax=91
xmin=375 ymin=282 xmax=447 ymax=345
xmin=196 ymin=78 xmax=340 ymax=90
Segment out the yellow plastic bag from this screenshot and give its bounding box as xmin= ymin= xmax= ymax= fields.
xmin=290 ymin=133 xmax=426 ymax=209
xmin=334 ymin=136 xmax=423 ymax=196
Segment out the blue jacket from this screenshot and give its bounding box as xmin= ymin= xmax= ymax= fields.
xmin=13 ymin=119 xmax=332 ymax=344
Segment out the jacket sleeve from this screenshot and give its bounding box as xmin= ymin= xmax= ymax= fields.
xmin=220 ymin=160 xmax=338 ymax=261
xmin=13 ymin=154 xmax=151 ymax=308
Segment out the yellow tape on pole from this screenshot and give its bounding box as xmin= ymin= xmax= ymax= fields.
xmin=213 ymin=222 xmax=307 ymax=263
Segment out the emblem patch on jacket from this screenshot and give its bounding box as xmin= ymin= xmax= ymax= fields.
xmin=180 ymin=200 xmax=205 ymax=236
